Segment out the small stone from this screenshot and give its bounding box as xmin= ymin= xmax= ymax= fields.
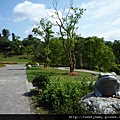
xmin=27 ymin=64 xmax=32 ymax=68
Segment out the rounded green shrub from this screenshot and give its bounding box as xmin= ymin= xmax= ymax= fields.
xmin=32 ymin=74 xmax=50 ymax=90
xmin=39 ymin=78 xmax=94 ymax=114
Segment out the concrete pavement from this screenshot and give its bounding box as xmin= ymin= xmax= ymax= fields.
xmin=0 ymin=64 xmax=32 ymax=114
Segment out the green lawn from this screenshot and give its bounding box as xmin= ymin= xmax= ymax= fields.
xmin=0 ymin=53 xmax=31 ymax=63
xmin=26 ymin=66 xmax=98 ymax=83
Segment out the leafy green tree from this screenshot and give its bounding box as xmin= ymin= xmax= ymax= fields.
xmin=32 ymin=18 xmax=54 ymax=68
xmin=83 ymin=36 xmax=105 ymax=70
xmin=0 ymin=37 xmax=12 ymax=53
xmin=112 ymin=40 xmax=120 ymax=64
xmin=22 ymin=36 xmax=43 ymax=62
xmin=12 ymin=33 xmax=15 ymax=41
xmin=22 ymin=37 xmax=39 ymax=47
xmin=22 ymin=38 xmax=32 ymax=47
xmin=12 ymin=36 xmax=23 ymax=54
xmin=2 ymin=29 xmax=10 ymax=39
xmin=97 ymin=45 xmax=115 ymax=71
xmin=105 ymin=41 xmax=113 ymax=48
xmin=49 ymin=38 xmax=68 ymax=67
xmin=52 ymin=0 xmax=85 ymax=72
xmin=28 ymin=34 xmax=33 ymax=40
xmin=82 ymin=36 xmax=115 ymax=71
xmin=25 ymin=46 xmax=33 ymax=59
xmin=75 ymin=36 xmax=85 ymax=69
xmin=32 ymin=40 xmax=45 ymax=63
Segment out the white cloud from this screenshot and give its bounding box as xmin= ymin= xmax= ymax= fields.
xmin=80 ymin=0 xmax=120 ymax=20
xmin=13 ymin=1 xmax=56 ymax=23
xmin=111 ymin=18 xmax=120 ymax=26
xmin=98 ymin=28 xmax=120 ymax=41
xmin=13 ymin=1 xmax=46 ymax=22
xmin=81 ymin=23 xmax=94 ymax=29
xmin=13 ymin=1 xmax=62 ymax=38
xmin=78 ymin=0 xmax=120 ymax=41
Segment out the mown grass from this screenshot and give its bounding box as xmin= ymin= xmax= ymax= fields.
xmin=0 ymin=53 xmax=31 ymax=63
xmin=26 ymin=66 xmax=97 ymax=83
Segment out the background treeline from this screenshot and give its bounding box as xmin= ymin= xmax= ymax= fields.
xmin=0 ymin=28 xmax=120 ymax=74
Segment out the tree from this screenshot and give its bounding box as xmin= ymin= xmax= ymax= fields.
xmin=0 ymin=37 xmax=12 ymax=53
xmin=12 ymin=33 xmax=15 ymax=41
xmin=32 ymin=18 xmax=54 ymax=68
xmin=2 ymin=29 xmax=10 ymax=39
xmin=97 ymin=45 xmax=115 ymax=71
xmin=12 ymin=36 xmax=23 ymax=54
xmin=75 ymin=36 xmax=85 ymax=69
xmin=83 ymin=36 xmax=105 ymax=70
xmin=105 ymin=41 xmax=113 ymax=48
xmin=82 ymin=36 xmax=115 ymax=71
xmin=112 ymin=40 xmax=120 ymax=64
xmin=49 ymin=38 xmax=68 ymax=67
xmin=52 ymin=0 xmax=85 ymax=72
xmin=28 ymin=34 xmax=33 ymax=40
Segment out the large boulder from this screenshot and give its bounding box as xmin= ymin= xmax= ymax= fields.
xmin=81 ymin=93 xmax=120 ymax=114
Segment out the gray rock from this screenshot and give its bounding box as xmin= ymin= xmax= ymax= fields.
xmin=81 ymin=94 xmax=120 ymax=114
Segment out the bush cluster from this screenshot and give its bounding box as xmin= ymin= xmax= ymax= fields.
xmin=109 ymin=64 xmax=120 ymax=75
xmin=32 ymin=74 xmax=49 ymax=90
xmin=32 ymin=74 xmax=94 ymax=114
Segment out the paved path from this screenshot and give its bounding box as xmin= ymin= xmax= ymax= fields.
xmin=0 ymin=64 xmax=32 ymax=114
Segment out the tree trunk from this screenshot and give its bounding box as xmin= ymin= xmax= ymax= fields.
xmin=80 ymin=53 xmax=83 ymax=69
xmin=70 ymin=63 xmax=74 ymax=72
xmin=44 ymin=63 xmax=48 ymax=68
xmin=69 ymin=50 xmax=75 ymax=72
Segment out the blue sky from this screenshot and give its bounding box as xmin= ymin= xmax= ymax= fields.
xmin=0 ymin=0 xmax=120 ymax=41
